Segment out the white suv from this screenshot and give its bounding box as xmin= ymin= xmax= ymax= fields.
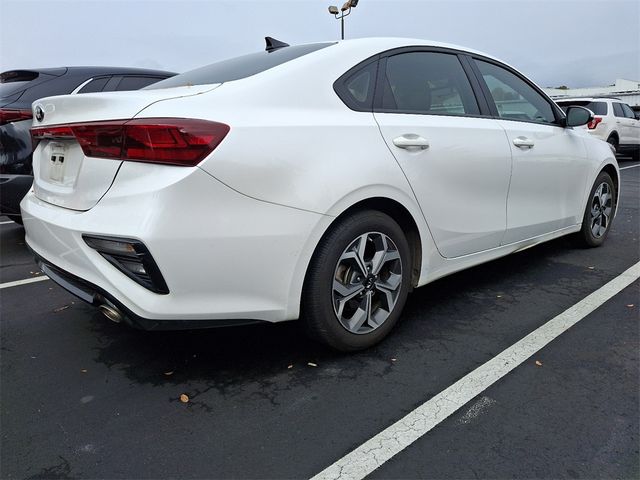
xmin=556 ymin=97 xmax=640 ymax=160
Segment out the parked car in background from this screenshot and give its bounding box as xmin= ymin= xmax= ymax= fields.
xmin=0 ymin=67 xmax=176 ymax=223
xmin=555 ymin=97 xmax=640 ymax=160
xmin=22 ymin=38 xmax=619 ymax=351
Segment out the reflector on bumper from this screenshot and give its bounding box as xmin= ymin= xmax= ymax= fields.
xmin=83 ymin=235 xmax=169 ymax=294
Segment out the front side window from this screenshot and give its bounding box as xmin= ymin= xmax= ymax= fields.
xmin=612 ymin=102 xmax=625 ymax=117
xmin=379 ymin=52 xmax=480 ymax=115
xmin=475 ymin=60 xmax=556 ymax=124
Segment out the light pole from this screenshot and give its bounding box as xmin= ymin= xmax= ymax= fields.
xmin=328 ymin=0 xmax=359 ymax=40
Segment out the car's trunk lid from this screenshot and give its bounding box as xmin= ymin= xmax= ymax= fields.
xmin=31 ymin=84 xmax=220 ymax=211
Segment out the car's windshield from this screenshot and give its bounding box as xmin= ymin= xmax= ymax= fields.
xmin=147 ymin=43 xmax=335 ymax=89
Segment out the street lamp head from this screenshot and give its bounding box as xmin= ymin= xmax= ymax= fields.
xmin=328 ymin=5 xmax=339 ymax=14
xmin=349 ymin=0 xmax=359 ymax=7
xmin=341 ymin=1 xmax=350 ymax=11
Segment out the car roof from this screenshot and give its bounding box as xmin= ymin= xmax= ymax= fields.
xmin=63 ymin=66 xmax=177 ymax=76
xmin=1 ymin=66 xmax=176 ymax=79
xmin=332 ymin=37 xmax=507 ymax=63
xmin=555 ymin=97 xmax=621 ymax=103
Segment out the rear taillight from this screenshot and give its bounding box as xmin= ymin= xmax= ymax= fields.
xmin=31 ymin=119 xmax=230 ymax=166
xmin=73 ymin=121 xmax=128 ymax=159
xmin=587 ymin=117 xmax=603 ymax=130
xmin=0 ymin=108 xmax=33 ymax=126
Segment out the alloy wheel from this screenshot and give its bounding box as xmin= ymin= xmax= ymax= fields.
xmin=332 ymin=232 xmax=403 ymax=334
xmin=590 ymin=182 xmax=613 ymax=238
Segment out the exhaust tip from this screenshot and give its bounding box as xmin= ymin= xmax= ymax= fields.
xmin=99 ymin=304 xmax=123 ymax=323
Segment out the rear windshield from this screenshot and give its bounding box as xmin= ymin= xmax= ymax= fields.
xmin=0 ymin=70 xmax=45 ymax=101
xmin=0 ymin=70 xmax=66 ymax=106
xmin=147 ymin=43 xmax=334 ymax=89
xmin=557 ymin=100 xmax=607 ymax=116
xmin=1 ymin=79 xmax=79 ymax=106
xmin=0 ymin=81 xmax=34 ymax=99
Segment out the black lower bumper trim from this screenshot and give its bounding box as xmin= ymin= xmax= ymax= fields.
xmin=31 ymin=250 xmax=266 ymax=331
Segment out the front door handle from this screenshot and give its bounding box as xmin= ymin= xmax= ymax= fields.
xmin=393 ymin=134 xmax=430 ymax=150
xmin=513 ymin=136 xmax=535 ymax=148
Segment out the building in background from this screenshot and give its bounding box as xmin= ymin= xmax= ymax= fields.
xmin=545 ymin=79 xmax=640 ymax=110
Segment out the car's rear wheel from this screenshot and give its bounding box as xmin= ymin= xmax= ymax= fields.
xmin=577 ymin=171 xmax=616 ymax=247
xmin=302 ymin=210 xmax=412 ymax=351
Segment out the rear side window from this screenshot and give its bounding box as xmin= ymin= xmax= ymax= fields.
xmin=621 ymin=103 xmax=636 ymax=119
xmin=612 ymin=103 xmax=625 ymax=117
xmin=148 ymin=43 xmax=335 ymax=89
xmin=334 ymin=61 xmax=378 ymax=111
xmin=557 ymin=101 xmax=607 ymax=116
xmin=77 ymin=77 xmax=110 ymax=93
xmin=378 ymin=52 xmax=480 ymax=115
xmin=116 ymin=76 xmax=165 ymax=91
xmin=475 ymin=60 xmax=556 ymax=124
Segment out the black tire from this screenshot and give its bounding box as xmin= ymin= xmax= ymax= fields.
xmin=606 ymin=135 xmax=619 ymax=154
xmin=576 ymin=171 xmax=616 ymax=248
xmin=302 ymin=210 xmax=412 ymax=351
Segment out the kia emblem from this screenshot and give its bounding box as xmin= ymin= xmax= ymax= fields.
xmin=35 ymin=106 xmax=44 ymax=122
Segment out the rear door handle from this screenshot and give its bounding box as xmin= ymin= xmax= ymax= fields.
xmin=393 ymin=134 xmax=430 ymax=150
xmin=513 ymin=136 xmax=535 ymax=148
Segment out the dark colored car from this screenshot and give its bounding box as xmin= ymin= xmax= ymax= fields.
xmin=0 ymin=67 xmax=176 ymax=223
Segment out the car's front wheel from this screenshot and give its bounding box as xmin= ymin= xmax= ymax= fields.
xmin=577 ymin=171 xmax=616 ymax=247
xmin=302 ymin=210 xmax=412 ymax=351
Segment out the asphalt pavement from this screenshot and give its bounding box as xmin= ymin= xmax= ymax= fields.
xmin=1 ymin=160 xmax=638 ymax=479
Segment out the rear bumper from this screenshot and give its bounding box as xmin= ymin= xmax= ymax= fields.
xmin=33 ymin=250 xmax=263 ymax=330
xmin=21 ymin=163 xmax=326 ymax=325
xmin=0 ymin=174 xmax=32 ymax=217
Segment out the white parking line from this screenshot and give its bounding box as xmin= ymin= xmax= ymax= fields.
xmin=0 ymin=221 xmax=16 ymax=225
xmin=620 ymin=163 xmax=640 ymax=170
xmin=312 ymin=261 xmax=640 ymax=480
xmin=0 ymin=276 xmax=49 ymax=289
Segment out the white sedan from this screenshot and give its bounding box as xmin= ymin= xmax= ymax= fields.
xmin=22 ymin=37 xmax=619 ymax=351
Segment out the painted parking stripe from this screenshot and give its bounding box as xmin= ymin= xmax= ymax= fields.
xmin=620 ymin=163 xmax=640 ymax=170
xmin=0 ymin=276 xmax=49 ymax=289
xmin=0 ymin=221 xmax=16 ymax=225
xmin=312 ymin=261 xmax=640 ymax=480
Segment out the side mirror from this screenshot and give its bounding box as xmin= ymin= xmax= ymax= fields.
xmin=565 ymin=106 xmax=594 ymax=127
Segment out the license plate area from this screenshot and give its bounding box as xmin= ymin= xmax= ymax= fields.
xmin=49 ymin=143 xmax=67 ymax=183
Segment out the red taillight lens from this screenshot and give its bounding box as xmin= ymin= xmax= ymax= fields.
xmin=0 ymin=108 xmax=33 ymax=126
xmin=123 ymin=119 xmax=229 ymax=165
xmin=73 ymin=122 xmax=127 ymax=159
xmin=587 ymin=116 xmax=603 ymax=130
xmin=30 ymin=119 xmax=230 ymax=166
xmin=31 ymin=125 xmax=78 ymax=152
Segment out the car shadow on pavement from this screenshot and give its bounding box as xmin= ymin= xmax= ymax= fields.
xmin=85 ymin=233 xmax=584 ymax=389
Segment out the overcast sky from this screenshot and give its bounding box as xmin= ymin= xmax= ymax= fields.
xmin=1 ymin=0 xmax=638 ymax=88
